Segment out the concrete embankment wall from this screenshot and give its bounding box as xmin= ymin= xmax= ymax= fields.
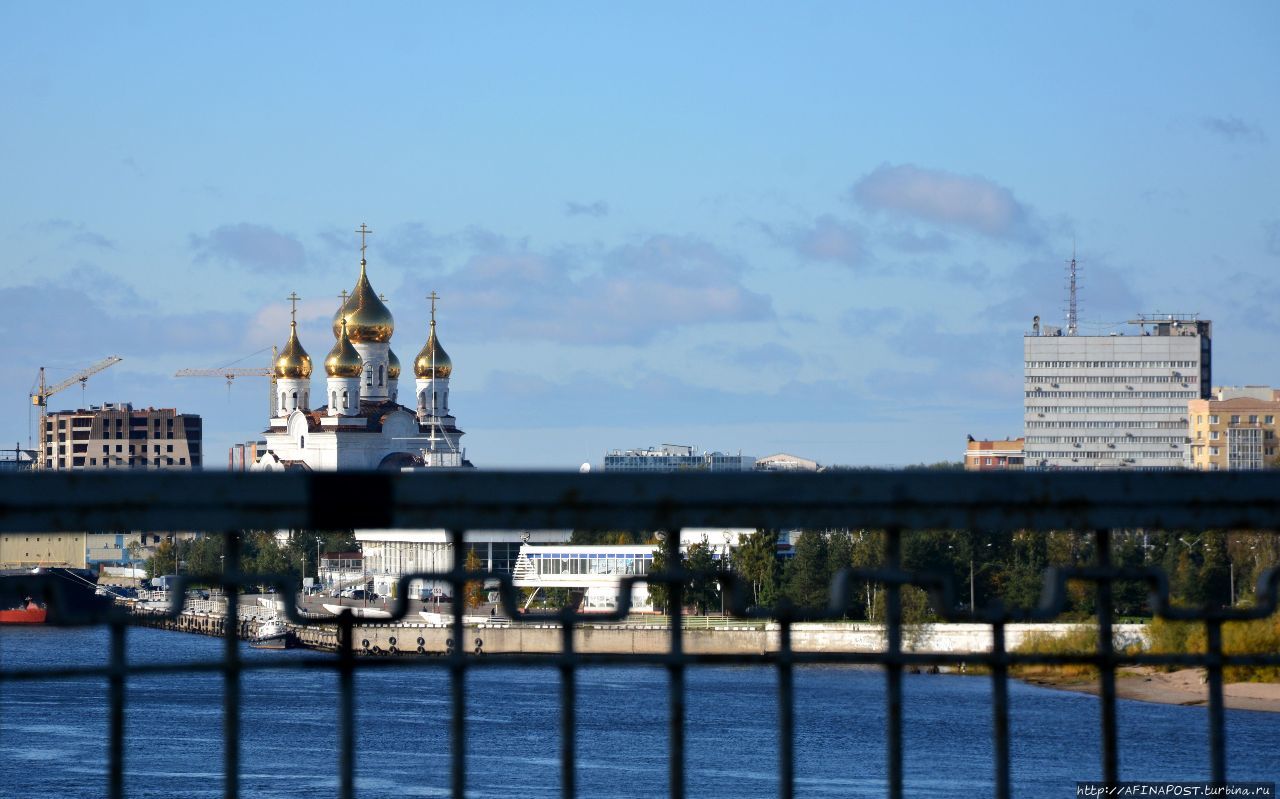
xmin=290 ymin=621 xmax=1150 ymax=656
xmin=133 ymin=607 xmax=1148 ymax=656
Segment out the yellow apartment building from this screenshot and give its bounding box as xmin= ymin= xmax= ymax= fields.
xmin=1186 ymin=387 xmax=1280 ymax=471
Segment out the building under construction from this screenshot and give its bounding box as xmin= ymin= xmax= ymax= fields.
xmin=43 ymin=402 xmax=202 ymax=470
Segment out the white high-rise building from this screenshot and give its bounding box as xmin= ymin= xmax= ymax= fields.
xmin=1023 ymin=314 xmax=1211 ymax=470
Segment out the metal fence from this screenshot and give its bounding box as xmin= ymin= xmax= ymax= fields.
xmin=2 ymin=470 xmax=1279 ymax=799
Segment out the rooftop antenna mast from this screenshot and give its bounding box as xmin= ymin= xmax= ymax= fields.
xmin=1065 ymin=240 xmax=1080 ymax=336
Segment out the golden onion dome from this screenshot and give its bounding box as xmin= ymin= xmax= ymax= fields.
xmin=332 ymin=259 xmax=394 ymax=343
xmin=414 ymin=322 xmax=452 ymax=379
xmin=387 ymin=348 xmax=401 ymax=380
xmin=274 ymin=322 xmax=313 ymax=379
xmin=325 ymin=318 xmax=364 ymax=378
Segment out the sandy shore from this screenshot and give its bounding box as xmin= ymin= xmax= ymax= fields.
xmin=1025 ymin=667 xmax=1280 ymax=713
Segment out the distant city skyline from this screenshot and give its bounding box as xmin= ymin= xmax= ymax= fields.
xmin=2 ymin=4 xmax=1277 ymax=468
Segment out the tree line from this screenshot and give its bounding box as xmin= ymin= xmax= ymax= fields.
xmin=590 ymin=528 xmax=1279 ymax=620
xmin=142 ymin=530 xmax=356 ymax=589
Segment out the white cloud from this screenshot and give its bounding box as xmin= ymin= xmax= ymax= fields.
xmin=564 ymin=200 xmax=610 ymax=218
xmin=851 ymin=163 xmax=1038 ymax=241
xmin=190 ymin=223 xmax=307 ymax=272
xmin=40 ymin=219 xmax=117 ymax=250
xmin=400 ymin=232 xmax=773 ymax=345
xmin=1200 ymin=116 xmax=1267 ymax=144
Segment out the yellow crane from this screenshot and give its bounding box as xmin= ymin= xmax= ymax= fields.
xmin=174 ymin=347 xmax=277 ymax=419
xmin=30 ymin=356 xmax=124 ymax=470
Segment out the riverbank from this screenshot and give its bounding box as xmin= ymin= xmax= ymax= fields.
xmin=1025 ymin=666 xmax=1280 ymax=713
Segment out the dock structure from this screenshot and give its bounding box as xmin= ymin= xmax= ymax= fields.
xmin=127 ymin=598 xmax=1147 ymax=657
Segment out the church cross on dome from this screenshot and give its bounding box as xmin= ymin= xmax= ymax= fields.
xmin=286 ymin=291 xmax=301 ymax=325
xmin=355 ymin=223 xmax=373 ymax=262
xmin=428 ymin=290 xmax=440 ymax=325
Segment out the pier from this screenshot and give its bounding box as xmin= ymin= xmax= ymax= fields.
xmin=127 ymin=594 xmax=1150 ymax=656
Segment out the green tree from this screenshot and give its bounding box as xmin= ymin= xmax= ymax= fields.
xmin=1198 ymin=532 xmax=1231 ymax=608
xmin=731 ymin=529 xmax=781 ymax=609
xmin=1112 ymin=531 xmax=1150 ymax=616
xmin=571 ymin=529 xmax=652 ymax=545
xmin=647 ymin=543 xmax=675 ymax=614
xmin=684 ymin=540 xmax=720 ymax=615
xmin=826 ymin=529 xmax=856 ymax=617
xmin=850 ymin=529 xmax=885 ymax=620
xmin=463 ymin=549 xmax=486 ymax=608
xmin=784 ymin=530 xmax=830 ymax=609
xmin=1000 ymin=531 xmax=1049 ymax=610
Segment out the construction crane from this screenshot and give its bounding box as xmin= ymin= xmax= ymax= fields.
xmin=30 ymin=356 xmax=124 ymax=470
xmin=175 ymin=347 xmax=277 ymax=419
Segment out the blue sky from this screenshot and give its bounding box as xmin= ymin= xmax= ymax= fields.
xmin=2 ymin=3 xmax=1277 ymax=468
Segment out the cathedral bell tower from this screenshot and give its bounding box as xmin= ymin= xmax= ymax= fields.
xmin=325 ymin=317 xmax=363 ymax=417
xmin=274 ymin=292 xmax=312 ymax=416
xmin=332 ymin=224 xmax=394 ymax=404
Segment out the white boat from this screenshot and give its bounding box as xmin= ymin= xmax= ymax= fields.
xmin=321 ymin=603 xmax=393 ymax=619
xmin=250 ymin=616 xmax=289 ymax=649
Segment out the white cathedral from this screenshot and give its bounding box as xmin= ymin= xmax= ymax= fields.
xmin=252 ymin=232 xmax=471 ymax=471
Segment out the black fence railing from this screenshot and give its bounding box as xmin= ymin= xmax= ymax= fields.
xmin=2 ymin=471 xmax=1279 ymax=799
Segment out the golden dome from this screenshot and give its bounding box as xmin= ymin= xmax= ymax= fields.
xmin=414 ymin=322 xmax=452 ymax=379
xmin=274 ymin=322 xmax=313 ymax=379
xmin=332 ymin=259 xmax=394 ymax=343
xmin=387 ymin=348 xmax=401 ymax=380
xmin=325 ymin=318 xmax=363 ymax=378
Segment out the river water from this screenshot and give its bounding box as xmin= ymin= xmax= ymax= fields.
xmin=0 ymin=626 xmax=1276 ymax=798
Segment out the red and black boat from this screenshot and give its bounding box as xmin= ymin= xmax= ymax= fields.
xmin=0 ymin=567 xmax=107 ymax=624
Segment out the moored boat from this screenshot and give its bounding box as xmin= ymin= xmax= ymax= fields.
xmin=249 ymin=616 xmax=290 ymax=649
xmin=0 ymin=599 xmax=48 ymax=624
xmin=0 ymin=567 xmax=107 ymax=624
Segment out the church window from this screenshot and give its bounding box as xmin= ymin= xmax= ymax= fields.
xmin=300 ymin=436 xmax=305 ymax=449
xmin=291 ymin=390 xmax=298 ymax=410
xmin=330 ymin=390 xmax=336 ymax=408
xmin=342 ymin=390 xmax=349 ymax=410
xmin=280 ymin=392 xmax=286 ymax=410
xmin=365 ymin=365 xmax=373 ymax=387
xmin=378 ymin=365 xmax=384 ymax=386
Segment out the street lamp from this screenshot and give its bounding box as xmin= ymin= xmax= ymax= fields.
xmin=721 ymin=532 xmax=731 ymax=617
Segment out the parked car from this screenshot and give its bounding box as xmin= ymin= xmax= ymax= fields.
xmin=340 ymin=588 xmax=376 ymax=600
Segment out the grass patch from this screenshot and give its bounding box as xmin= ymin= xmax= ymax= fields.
xmin=1012 ymin=625 xmax=1103 ymax=680
xmin=1148 ymin=614 xmax=1280 ymax=683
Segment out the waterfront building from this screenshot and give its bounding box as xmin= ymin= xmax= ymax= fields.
xmin=351 ymin=529 xmax=569 ymax=599
xmin=754 ymin=453 xmax=820 ymax=471
xmin=603 ymin=444 xmax=755 ymax=472
xmin=1186 ymin=387 xmax=1280 ymax=471
xmin=963 ymin=437 xmax=1025 ymax=471
xmin=42 ymin=403 xmax=202 ymax=470
xmin=510 ymin=528 xmax=755 ymax=612
xmin=1023 ymin=314 xmax=1211 ymax=470
xmin=251 ymin=231 xmax=470 ymax=471
xmin=317 ymin=550 xmax=364 ymax=592
xmin=0 ymin=531 xmax=158 ymax=573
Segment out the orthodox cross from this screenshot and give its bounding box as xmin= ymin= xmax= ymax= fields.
xmin=355 ymin=223 xmax=372 ymax=260
xmin=286 ymin=291 xmax=301 ymax=325
xmin=428 ymin=291 xmax=440 ymax=325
